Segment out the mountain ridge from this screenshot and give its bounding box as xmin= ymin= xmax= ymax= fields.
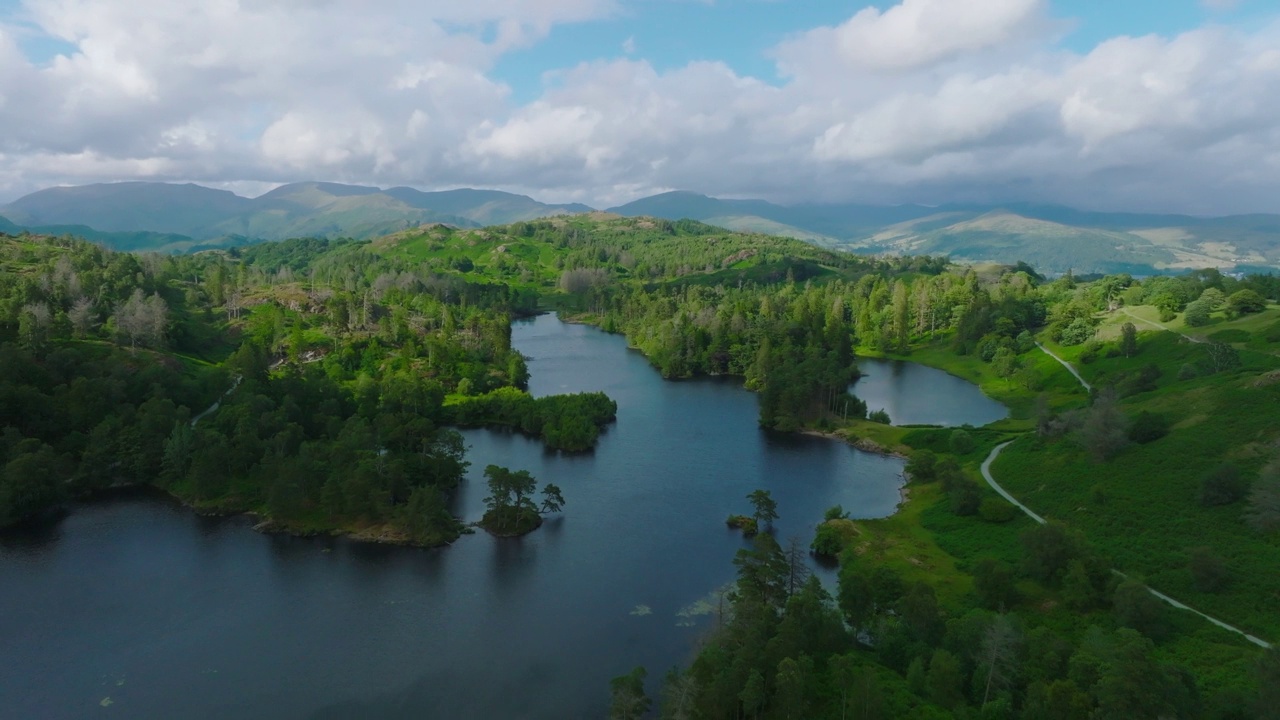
xmin=4 ymin=182 xmax=1279 ymax=273
xmin=0 ymin=182 xmax=589 ymax=245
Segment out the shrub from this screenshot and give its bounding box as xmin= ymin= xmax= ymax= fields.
xmin=1060 ymin=318 xmax=1096 ymax=346
xmin=726 ymin=514 xmax=758 ymax=536
xmin=1264 ymin=321 xmax=1280 ymax=344
xmin=1061 ymin=558 xmax=1109 ymax=611
xmin=949 ymin=478 xmax=982 ymax=516
xmin=1228 ymin=289 xmax=1267 ymax=316
xmin=1078 ymin=340 xmax=1102 ymax=364
xmin=824 ymin=505 xmax=849 ymax=521
xmin=1074 ymin=388 xmax=1130 ymax=462
xmin=974 ymin=558 xmax=1019 ymax=609
xmin=1114 ymin=579 xmax=1168 ymax=640
xmin=1177 ymin=363 xmax=1198 ymax=381
xmin=1128 ymin=411 xmax=1169 ymax=444
xmin=811 ymin=520 xmax=852 ymax=557
xmin=868 ymin=409 xmax=891 ymax=425
xmin=977 ymin=335 xmax=1003 ymax=362
xmin=1188 ymin=546 xmax=1229 ymax=592
xmin=1183 ymin=300 xmax=1212 ymax=327
xmin=949 ymin=429 xmax=976 ymax=455
xmin=1199 ymin=463 xmax=1246 ymax=506
xmin=1020 ymin=521 xmax=1088 ymax=585
xmin=935 ymin=457 xmax=965 ymax=492
xmin=979 ymin=497 xmax=1017 ymax=523
xmin=1121 ymin=363 xmax=1161 ymax=396
xmin=906 ymin=450 xmax=937 ymax=482
xmin=1015 ymin=330 xmax=1036 ymax=353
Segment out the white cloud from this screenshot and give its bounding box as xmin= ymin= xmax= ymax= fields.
xmin=1 ymin=0 xmax=1279 ymax=215
xmin=777 ymin=0 xmax=1050 ymax=73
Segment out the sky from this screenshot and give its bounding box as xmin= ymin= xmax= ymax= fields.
xmin=1 ymin=0 xmax=1279 ymax=214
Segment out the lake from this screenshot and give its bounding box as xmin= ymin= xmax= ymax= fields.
xmin=0 ymin=314 xmax=956 ymax=719
xmin=850 ymin=357 xmax=1008 ymax=427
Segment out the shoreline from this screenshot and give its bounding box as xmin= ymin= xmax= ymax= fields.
xmin=797 ymin=428 xmax=909 ymax=460
xmin=798 ymin=428 xmax=913 ymax=509
xmin=65 ymin=484 xmax=460 ymax=549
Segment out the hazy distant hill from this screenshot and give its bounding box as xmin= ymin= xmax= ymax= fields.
xmin=4 ymin=182 xmax=1278 ymax=272
xmin=608 ymin=191 xmax=842 ymax=243
xmin=609 ymin=192 xmax=1280 ymax=274
xmin=0 ymin=182 xmax=592 ymax=247
xmin=383 ymin=187 xmax=592 ymax=226
xmin=0 ymin=212 xmax=216 ymax=253
xmin=2 ymin=182 xmax=251 ymax=237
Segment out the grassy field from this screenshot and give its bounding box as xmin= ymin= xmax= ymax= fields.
xmin=840 ymin=436 xmax=1265 ymax=697
xmin=988 ymin=376 xmax=1280 ymax=632
xmin=1097 ymin=302 xmax=1280 ymax=355
xmin=843 ymin=482 xmax=978 ymax=609
xmin=988 ymin=332 xmax=1280 ymax=639
xmin=834 ymin=313 xmax=1279 ymax=699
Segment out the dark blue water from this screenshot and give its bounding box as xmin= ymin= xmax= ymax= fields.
xmin=0 ymin=314 xmax=913 ymax=720
xmin=851 ymin=357 xmax=1009 ymax=427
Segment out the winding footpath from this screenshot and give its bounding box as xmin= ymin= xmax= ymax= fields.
xmin=976 ymin=348 xmax=1273 ymax=649
xmin=1034 ymin=342 xmax=1092 ymax=392
xmin=191 ymin=376 xmax=243 ymax=427
xmin=1120 ymin=307 xmax=1205 ymax=344
xmin=980 ymin=442 xmax=1043 ymax=525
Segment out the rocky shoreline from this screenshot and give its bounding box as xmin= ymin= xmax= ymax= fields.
xmin=798 ymin=428 xmax=913 ymax=508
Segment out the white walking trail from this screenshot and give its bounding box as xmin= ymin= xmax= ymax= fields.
xmin=1120 ymin=307 xmax=1205 ymax=344
xmin=1035 ymin=342 xmax=1092 ymax=392
xmin=191 ymin=376 xmax=243 ymax=427
xmin=982 ymin=349 xmax=1271 ymax=649
xmin=980 ymin=441 xmax=1044 ymax=525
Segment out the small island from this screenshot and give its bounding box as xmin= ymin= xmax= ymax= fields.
xmin=726 ymin=489 xmax=778 ymax=537
xmin=479 ymin=464 xmax=565 ymax=537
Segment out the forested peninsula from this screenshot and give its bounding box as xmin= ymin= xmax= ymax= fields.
xmin=0 ymin=230 xmax=616 ymax=545
xmin=4 ymin=214 xmax=1280 ymax=718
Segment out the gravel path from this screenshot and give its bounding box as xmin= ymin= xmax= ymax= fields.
xmin=1120 ymin=307 xmax=1205 ymax=343
xmin=978 ymin=435 xmax=1270 ymax=648
xmin=1035 ymin=342 xmax=1092 ymax=392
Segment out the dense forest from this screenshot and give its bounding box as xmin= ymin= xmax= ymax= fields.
xmin=3 ymin=214 xmax=1279 ymax=717
xmin=0 ymin=231 xmax=612 ymax=544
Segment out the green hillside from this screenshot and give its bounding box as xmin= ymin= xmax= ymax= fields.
xmin=4 ymin=216 xmax=1280 ymax=716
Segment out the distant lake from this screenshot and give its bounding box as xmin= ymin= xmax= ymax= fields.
xmin=850 ymin=357 xmax=1009 ymax=427
xmin=1 ymin=314 xmax=914 ymax=719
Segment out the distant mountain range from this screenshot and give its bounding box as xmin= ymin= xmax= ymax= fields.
xmin=3 ymin=182 xmax=1278 ymax=274
xmin=0 ymin=182 xmax=590 ymax=253
xmin=606 ymin=191 xmax=1280 ymax=275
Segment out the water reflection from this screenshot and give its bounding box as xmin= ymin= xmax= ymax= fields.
xmin=0 ymin=314 xmax=916 ymax=720
xmin=851 ymin=357 xmax=1008 ymax=427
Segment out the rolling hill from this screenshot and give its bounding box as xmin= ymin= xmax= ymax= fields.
xmin=0 ymin=182 xmax=590 ymax=245
xmin=4 ymin=182 xmax=1278 ymax=273
xmin=609 ymin=192 xmax=1280 ymax=274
